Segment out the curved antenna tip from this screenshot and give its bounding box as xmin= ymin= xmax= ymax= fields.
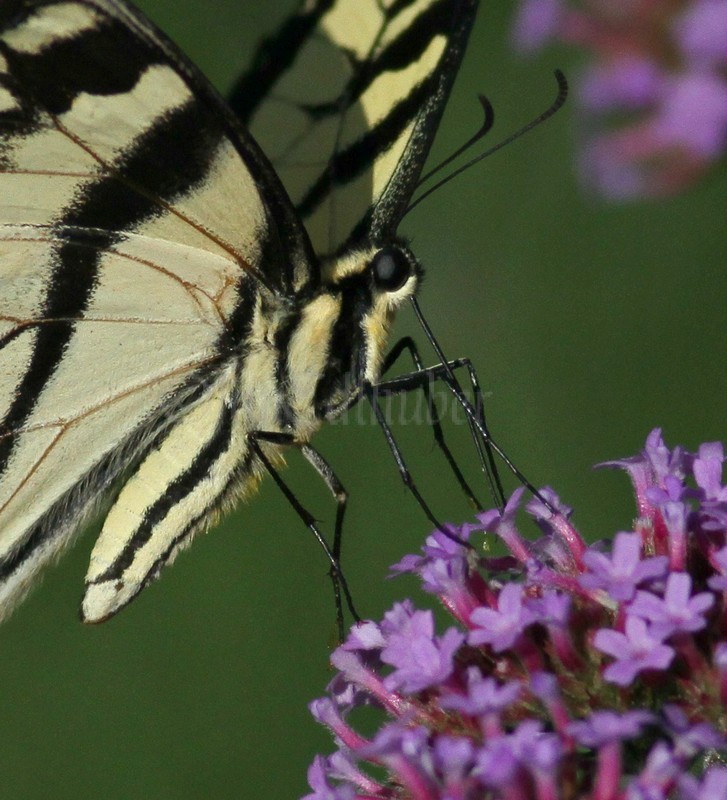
xmin=404 ymin=70 xmax=569 ymax=219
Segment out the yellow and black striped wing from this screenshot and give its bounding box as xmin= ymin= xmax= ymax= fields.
xmin=0 ymin=0 xmax=313 ymax=620
xmin=230 ymin=0 xmax=479 ymax=257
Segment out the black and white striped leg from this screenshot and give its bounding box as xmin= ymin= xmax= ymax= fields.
xmin=380 ymin=336 xmax=483 ymax=510
xmin=248 ymin=431 xmax=357 ymax=639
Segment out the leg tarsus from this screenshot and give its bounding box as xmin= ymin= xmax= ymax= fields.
xmin=248 ymin=431 xmax=359 ymax=638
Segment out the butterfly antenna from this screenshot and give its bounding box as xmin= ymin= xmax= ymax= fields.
xmin=417 ymin=93 xmax=495 ymax=186
xmin=404 ymin=70 xmax=568 ymax=217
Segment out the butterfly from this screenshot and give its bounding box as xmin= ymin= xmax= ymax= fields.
xmin=0 ymin=0 xmax=494 ymax=624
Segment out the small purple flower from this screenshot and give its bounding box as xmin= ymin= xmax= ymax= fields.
xmin=580 ymin=532 xmax=668 ymax=602
xmin=390 ymin=527 xmax=484 ymax=624
xmin=594 ymin=615 xmax=675 ymax=686
xmin=653 ymin=72 xmax=727 ymax=158
xmin=302 ymin=756 xmax=356 ymax=800
xmin=693 ymin=441 xmax=727 ymax=511
xmin=628 ymin=573 xmax=714 ymax=638
xmin=380 ymin=599 xmax=419 ymax=636
xmin=440 ymin=667 xmax=520 ymax=716
xmin=645 ymin=474 xmax=690 ymax=570
xmin=528 ymin=589 xmax=571 ymax=625
xmin=511 ymin=720 xmax=562 ymax=773
xmin=625 ymin=742 xmax=682 ymax=800
xmin=432 ymin=735 xmax=475 ymax=784
xmin=419 ymin=556 xmax=470 ymax=607
xmin=309 ymin=697 xmax=343 ymax=730
xmin=478 ymin=488 xmax=533 ymax=565
xmin=477 ymin=720 xmax=563 ymax=783
xmin=390 ymin=524 xmax=472 ymax=582
xmin=642 ymin=430 xmax=689 ymax=483
xmin=645 ymin=472 xmax=688 ymax=509
xmin=662 ymin=705 xmax=726 ymax=758
xmin=525 ymin=488 xmax=586 ymax=567
xmin=308 ymin=697 xmax=371 ymax=753
xmin=674 ymin=0 xmax=727 ymax=68
xmin=380 ymin=607 xmax=464 ymax=693
xmin=474 ymin=736 xmax=520 ymax=788
xmin=579 ymin=58 xmax=664 ymax=112
xmin=341 ymin=620 xmax=386 ymax=651
xmin=525 ymin=487 xmax=573 ymax=523
xmin=329 ymin=648 xmax=408 ymax=717
xmin=568 ymin=710 xmax=655 ymax=747
xmin=360 ymin=725 xmax=438 ymax=798
xmin=679 ymin=766 xmax=727 ymax=800
xmin=600 ymin=430 xmax=685 ymax=514
xmin=468 ymin=583 xmax=536 ymax=651
xmin=511 ymin=0 xmax=564 ymax=53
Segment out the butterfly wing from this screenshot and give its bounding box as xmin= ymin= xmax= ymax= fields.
xmin=0 ymin=0 xmax=314 ymax=619
xmin=0 ymin=0 xmax=481 ymax=621
xmin=230 ymin=0 xmax=479 ymax=257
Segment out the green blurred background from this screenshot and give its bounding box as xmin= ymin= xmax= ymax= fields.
xmin=1 ymin=1 xmax=724 ymax=797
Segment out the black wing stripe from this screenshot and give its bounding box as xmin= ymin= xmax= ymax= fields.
xmin=0 ymin=494 xmax=54 ymax=582
xmin=2 ymin=1 xmax=317 ymax=297
xmin=229 ymin=0 xmax=335 ymax=125
xmin=94 ymin=447 xmax=257 ymax=620
xmin=1 ymin=11 xmax=163 ymax=116
xmin=385 ymin=0 xmax=427 ymax=14
xmin=302 ymin=0 xmax=463 ymax=121
xmin=232 ymin=0 xmax=450 ymax=126
xmin=0 ymin=98 xmax=224 ymax=480
xmin=295 ymin=78 xmax=434 ymax=220
xmin=90 ymin=391 xmax=237 ymax=585
xmin=0 ymin=239 xmax=104 ymax=477
xmin=265 ymin=0 xmax=461 ymax=238
xmin=215 ymin=269 xmax=260 ymax=358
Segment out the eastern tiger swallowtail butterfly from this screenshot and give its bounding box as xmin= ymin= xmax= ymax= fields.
xmin=0 ymin=0 xmax=487 ymax=623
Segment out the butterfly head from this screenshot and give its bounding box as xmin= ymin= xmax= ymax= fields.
xmin=324 ymin=239 xmax=421 ymax=301
xmin=309 ymin=241 xmax=421 ymax=418
xmin=328 ymin=240 xmax=421 ymax=339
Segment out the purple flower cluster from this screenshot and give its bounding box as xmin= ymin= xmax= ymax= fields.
xmin=304 ymin=430 xmax=727 ymax=799
xmin=512 ymin=0 xmax=727 ymax=198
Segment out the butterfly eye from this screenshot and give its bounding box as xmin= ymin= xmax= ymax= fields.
xmin=371 ymin=247 xmax=412 ymax=292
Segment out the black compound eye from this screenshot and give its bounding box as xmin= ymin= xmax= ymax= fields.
xmin=370 ymin=247 xmax=412 ymax=292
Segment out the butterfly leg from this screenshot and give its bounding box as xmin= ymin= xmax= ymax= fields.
xmin=408 ymin=297 xmax=508 ymax=507
xmin=372 ymin=357 xmax=549 ymax=512
xmin=362 ymin=379 xmax=463 ymax=541
xmin=380 ymin=336 xmax=483 ymax=510
xmin=378 ymin=353 xmax=501 ymax=502
xmin=248 ymin=431 xmax=358 ymax=638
